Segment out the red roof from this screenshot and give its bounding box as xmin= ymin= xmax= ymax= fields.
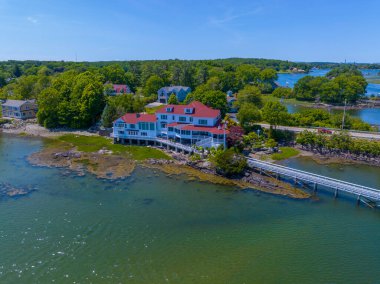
xmin=113 ymin=84 xmax=130 ymax=93
xmin=120 ymin=113 xmax=156 ymax=124
xmin=156 ymin=101 xmax=220 ymax=118
xmin=167 ymin=122 xmax=183 ymax=127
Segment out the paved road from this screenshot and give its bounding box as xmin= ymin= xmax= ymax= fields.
xmin=258 ymin=123 xmax=380 ymax=140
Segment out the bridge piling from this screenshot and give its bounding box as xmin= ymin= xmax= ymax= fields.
xmin=313 ymin=183 xmax=318 ymax=193
xmin=247 ymin=158 xmax=380 ymax=206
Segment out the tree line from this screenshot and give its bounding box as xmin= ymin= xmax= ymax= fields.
xmin=235 ymin=93 xmax=372 ymax=133
xmin=296 ymin=131 xmax=380 ymax=157
xmin=293 ymin=66 xmax=368 ymax=104
xmin=0 ymin=58 xmax=307 ymax=93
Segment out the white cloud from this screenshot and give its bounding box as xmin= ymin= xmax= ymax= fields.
xmin=26 ymin=16 xmax=38 ymax=24
xmin=208 ymin=6 xmax=263 ymax=27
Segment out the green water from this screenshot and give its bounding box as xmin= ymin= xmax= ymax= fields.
xmin=1 ymin=134 xmax=380 ymax=283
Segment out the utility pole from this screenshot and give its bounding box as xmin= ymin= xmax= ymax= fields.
xmin=341 ymin=99 xmax=347 ymax=130
xmin=223 ymin=121 xmax=226 ymax=150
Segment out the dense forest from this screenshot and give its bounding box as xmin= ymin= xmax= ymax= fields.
xmin=0 ymin=58 xmax=287 ymax=128
xmin=0 ymin=59 xmax=375 ymax=130
xmin=0 ymin=58 xmax=309 ymax=91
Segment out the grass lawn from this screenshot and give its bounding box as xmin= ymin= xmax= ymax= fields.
xmin=367 ymin=79 xmax=380 ymax=84
xmin=262 ymin=94 xmax=314 ymax=107
xmin=145 ymin=105 xmax=162 ymax=114
xmin=58 ymin=134 xmax=170 ymax=160
xmin=271 ymin=147 xmax=300 ymax=161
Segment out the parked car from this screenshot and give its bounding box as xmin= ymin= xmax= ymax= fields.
xmin=317 ymin=128 xmax=333 ymax=134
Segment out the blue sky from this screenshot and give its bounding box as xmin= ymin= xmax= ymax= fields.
xmin=0 ymin=0 xmax=379 ymax=62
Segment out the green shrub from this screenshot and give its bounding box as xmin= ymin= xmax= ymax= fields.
xmin=212 ymin=148 xmax=247 ymax=177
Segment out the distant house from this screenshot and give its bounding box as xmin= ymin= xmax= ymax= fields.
xmin=106 ymin=84 xmax=132 ymax=96
xmin=157 ymin=86 xmax=191 ymax=104
xmin=1 ymin=99 xmax=38 ymax=119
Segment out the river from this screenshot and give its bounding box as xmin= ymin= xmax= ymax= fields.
xmin=1 ymin=134 xmax=380 ymax=283
xmin=277 ymin=69 xmax=380 ymax=126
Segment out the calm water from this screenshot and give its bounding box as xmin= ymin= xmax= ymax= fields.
xmin=277 ymin=69 xmax=380 ymax=125
xmin=277 ymin=69 xmax=380 ymax=95
xmin=1 ymin=134 xmax=380 ymax=283
xmin=286 ymin=103 xmax=380 ymax=127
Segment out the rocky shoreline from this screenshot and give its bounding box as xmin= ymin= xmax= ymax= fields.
xmin=0 ymin=119 xmax=97 ymax=138
xmin=297 ymin=147 xmax=380 ymax=167
xmin=28 ymin=146 xmax=136 ymax=179
xmin=0 ymin=182 xmax=37 ymax=198
xmin=26 ymin=138 xmax=310 ymax=199
xmin=144 ymin=151 xmax=310 ymax=199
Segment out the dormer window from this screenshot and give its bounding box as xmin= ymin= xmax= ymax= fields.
xmin=184 ymin=108 xmax=194 ymax=114
xmin=166 ymin=107 xmax=173 ymax=113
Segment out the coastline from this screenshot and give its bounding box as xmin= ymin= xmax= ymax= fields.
xmin=26 ymin=136 xmax=310 ymax=199
xmin=6 ymin=119 xmax=380 ymax=200
xmin=292 ymin=146 xmax=380 ymax=167
xmin=1 ymin=121 xmax=310 ymax=199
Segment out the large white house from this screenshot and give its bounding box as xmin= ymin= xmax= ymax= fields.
xmin=113 ymin=101 xmax=228 ymax=148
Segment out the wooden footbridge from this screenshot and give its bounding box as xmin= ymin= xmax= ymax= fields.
xmin=247 ymin=158 xmax=380 ymax=208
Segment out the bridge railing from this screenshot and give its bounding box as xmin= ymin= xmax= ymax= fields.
xmin=247 ymin=158 xmax=380 ymax=197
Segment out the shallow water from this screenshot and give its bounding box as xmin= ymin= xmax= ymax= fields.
xmin=1 ymin=134 xmax=380 ymax=283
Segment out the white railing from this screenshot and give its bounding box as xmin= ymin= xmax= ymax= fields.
xmin=247 ymin=158 xmax=380 ymax=200
xmin=156 ymin=138 xmax=194 ymax=152
xmin=196 ymin=137 xmax=213 ymax=148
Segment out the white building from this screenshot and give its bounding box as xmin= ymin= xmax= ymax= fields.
xmin=113 ymin=101 xmax=228 ymax=148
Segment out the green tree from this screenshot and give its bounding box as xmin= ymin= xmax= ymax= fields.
xmin=102 ymin=64 xmax=126 ymax=84
xmin=143 ymin=75 xmax=164 ymax=96
xmin=237 ymin=103 xmax=262 ymax=132
xmin=262 ymin=101 xmax=289 ymax=129
xmin=12 ymin=64 xmax=22 ymax=77
xmin=272 ymin=87 xmax=294 ymax=99
xmin=265 ymin=138 xmax=278 ymax=149
xmin=260 ymin=68 xmax=278 ymax=82
xmin=236 ymin=64 xmax=260 ymax=87
xmin=37 ymin=88 xmax=62 ymax=128
xmin=236 ymin=85 xmax=263 ymax=108
xmin=213 ymin=148 xmax=247 ymax=177
xmin=168 ymin=93 xmax=179 ymax=104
